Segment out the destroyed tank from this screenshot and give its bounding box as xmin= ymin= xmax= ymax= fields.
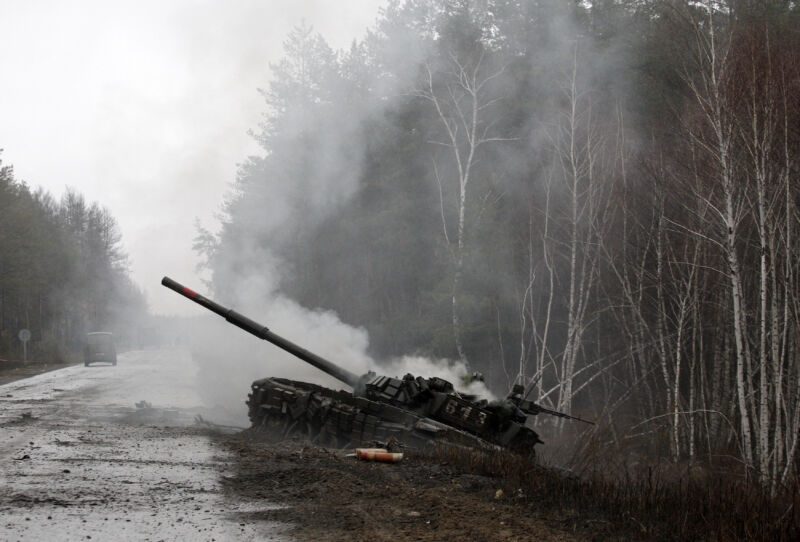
xmin=162 ymin=276 xmax=592 ymax=453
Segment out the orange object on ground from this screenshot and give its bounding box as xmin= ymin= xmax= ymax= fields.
xmin=355 ymin=448 xmax=403 ymax=462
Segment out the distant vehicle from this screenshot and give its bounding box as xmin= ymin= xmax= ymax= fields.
xmin=84 ymin=332 xmax=117 ymax=367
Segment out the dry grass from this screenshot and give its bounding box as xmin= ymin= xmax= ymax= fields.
xmin=422 ymin=438 xmax=799 ymax=541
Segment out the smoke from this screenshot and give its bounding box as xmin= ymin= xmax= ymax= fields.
xmin=185 ymin=1 xmax=618 ymax=421
xmin=380 ymin=355 xmax=496 ymax=400
xmin=186 ymin=237 xmax=371 ymax=422
xmin=182 ymin=13 xmax=449 ymax=421
xmin=187 ymin=222 xmax=498 ymax=423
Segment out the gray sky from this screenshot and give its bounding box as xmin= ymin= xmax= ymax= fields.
xmin=0 ymin=0 xmax=385 ymax=315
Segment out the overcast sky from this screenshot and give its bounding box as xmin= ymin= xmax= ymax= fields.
xmin=0 ymin=0 xmax=385 ymax=315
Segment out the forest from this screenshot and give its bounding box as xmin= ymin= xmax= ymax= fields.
xmin=0 ymin=155 xmax=146 ymax=361
xmin=198 ymin=0 xmax=799 ymax=489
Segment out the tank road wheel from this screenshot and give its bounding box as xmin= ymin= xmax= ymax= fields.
xmin=507 ymin=427 xmax=541 ymax=456
xmin=264 ymin=412 xmax=291 ymax=434
xmin=284 ymin=419 xmax=299 ymax=436
xmin=311 ymin=427 xmax=337 ymax=448
xmin=301 ymin=419 xmax=322 ymax=442
xmin=246 ymin=392 xmax=265 ymax=427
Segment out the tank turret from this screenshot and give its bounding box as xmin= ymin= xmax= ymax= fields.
xmin=162 ymin=276 xmax=592 ymax=452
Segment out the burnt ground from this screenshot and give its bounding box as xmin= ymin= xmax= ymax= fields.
xmin=217 ymin=431 xmax=623 ymax=542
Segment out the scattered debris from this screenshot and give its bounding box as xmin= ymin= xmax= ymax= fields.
xmin=355 ymin=448 xmax=403 ymax=463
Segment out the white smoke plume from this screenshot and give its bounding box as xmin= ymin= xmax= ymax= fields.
xmin=186 ymin=264 xmax=495 ymax=424
xmin=184 ymin=6 xmax=512 ymax=422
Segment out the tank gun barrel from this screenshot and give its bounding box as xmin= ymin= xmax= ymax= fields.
xmin=517 ymin=399 xmax=595 ymax=425
xmin=161 ymin=276 xmax=361 ymax=388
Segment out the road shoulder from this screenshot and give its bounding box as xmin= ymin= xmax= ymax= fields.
xmin=219 ymin=431 xmax=583 ymax=542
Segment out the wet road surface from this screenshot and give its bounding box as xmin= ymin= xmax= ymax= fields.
xmin=0 ymin=348 xmax=287 ymax=541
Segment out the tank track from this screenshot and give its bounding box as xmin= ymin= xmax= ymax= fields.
xmin=246 ymin=377 xmax=501 ymax=449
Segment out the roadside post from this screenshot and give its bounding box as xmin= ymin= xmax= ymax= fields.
xmin=18 ymin=329 xmax=30 ymax=362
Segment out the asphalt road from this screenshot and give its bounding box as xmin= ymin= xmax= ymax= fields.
xmin=0 ymin=348 xmax=288 ymax=542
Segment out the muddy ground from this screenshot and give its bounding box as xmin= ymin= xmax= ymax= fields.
xmin=0 ymin=351 xmax=627 ymax=541
xmin=216 ymin=431 xmax=621 ymax=542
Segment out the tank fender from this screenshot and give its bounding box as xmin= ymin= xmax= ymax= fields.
xmin=414 ymin=419 xmax=445 ymax=434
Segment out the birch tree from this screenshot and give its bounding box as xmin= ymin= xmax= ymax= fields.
xmin=416 ymin=46 xmax=511 ymax=368
xmin=672 ymin=0 xmax=800 ymax=482
xmin=542 ymin=42 xmax=608 ymax=416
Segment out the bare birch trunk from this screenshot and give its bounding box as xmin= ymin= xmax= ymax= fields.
xmin=420 ymin=54 xmax=512 ymax=370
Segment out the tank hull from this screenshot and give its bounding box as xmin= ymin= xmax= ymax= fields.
xmin=247 ymin=377 xmax=540 ymax=452
xmin=161 ymin=277 xmax=551 ymax=453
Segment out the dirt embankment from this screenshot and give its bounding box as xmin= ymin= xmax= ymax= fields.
xmin=218 ymin=432 xmax=622 ymax=542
